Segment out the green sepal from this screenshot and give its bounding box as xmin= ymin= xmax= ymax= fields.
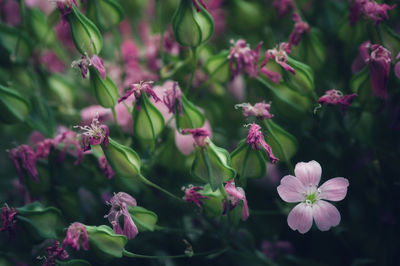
xmin=176 ymin=94 xmax=205 ymax=130
xmin=205 ymin=50 xmax=230 ymax=83
xmin=85 ymin=225 xmax=127 ymax=259
xmin=200 ymin=184 xmax=224 ymax=217
xmin=285 ymin=56 xmax=315 ymax=95
xmin=87 ymin=0 xmax=124 ymax=30
xmin=89 ymin=69 xmax=119 ymax=108
xmin=102 ymin=137 xmax=141 ymax=178
xmin=0 ymin=85 xmax=30 ymax=124
xmin=69 ymin=5 xmax=103 ymax=55
xmin=16 ymin=202 xmax=64 ymax=241
xmin=128 ymin=206 xmax=158 ymax=232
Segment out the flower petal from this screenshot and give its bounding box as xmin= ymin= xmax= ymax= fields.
xmin=294 ymin=160 xmax=321 ymax=187
xmin=287 ymin=203 xmax=313 ymax=234
xmin=319 ymin=177 xmax=349 ymax=201
xmin=312 ymin=200 xmax=341 ymax=231
xmin=277 ymin=175 xmax=305 ymax=203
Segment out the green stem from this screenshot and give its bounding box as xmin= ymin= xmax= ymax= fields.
xmin=111 ymin=106 xmax=123 ymax=138
xmin=138 ymin=174 xmax=183 ymax=201
xmin=123 ymin=247 xmax=229 ymax=259
xmin=184 ymin=47 xmax=198 ymax=95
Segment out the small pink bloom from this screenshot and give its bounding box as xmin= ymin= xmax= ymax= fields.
xmin=43 ymin=241 xmax=69 ymax=266
xmin=74 ymin=113 xmax=109 ymax=152
xmin=175 ymin=120 xmax=212 ymax=154
xmin=63 ymin=222 xmax=89 ymax=251
xmin=318 ymin=89 xmax=357 ymax=111
xmin=181 ymin=128 xmax=211 ymax=148
xmin=119 ymin=81 xmax=161 ymax=110
xmin=40 ymin=51 xmax=66 ymax=73
xmin=104 ymin=192 xmax=138 ymax=240
xmin=98 ymin=155 xmax=114 ymax=179
xmin=288 ymin=13 xmax=310 ymax=50
xmin=55 ymin=0 xmax=77 ymax=20
xmin=246 ymin=123 xmax=279 ymax=163
xmin=264 ymin=42 xmax=296 ymax=74
xmin=224 ymin=180 xmax=249 ymax=221
xmin=72 ymin=54 xmax=106 ymax=79
xmin=8 ymin=145 xmax=38 ymax=182
xmin=261 ymin=240 xmax=294 ymax=261
xmin=228 ymin=39 xmax=262 ymax=79
xmin=272 ymin=0 xmax=295 ymax=17
xmin=182 ymin=185 xmax=210 ymax=208
xmin=277 ymin=160 xmax=349 ymax=233
xmin=235 ymin=101 xmax=274 ymax=120
xmin=207 ymin=0 xmax=226 ymax=34
xmin=163 ymin=81 xmax=182 ymax=115
xmin=54 ymin=128 xmax=84 ymax=165
xmin=0 ymin=205 xmax=18 ymax=237
xmin=35 ymin=139 xmax=54 ymax=159
xmin=349 ymin=0 xmax=396 ymax=25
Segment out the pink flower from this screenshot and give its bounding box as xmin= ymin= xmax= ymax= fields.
xmin=182 ymin=185 xmax=209 ymax=208
xmin=235 ymin=101 xmax=274 ymax=120
xmin=74 ymin=113 xmax=109 ymax=152
xmin=8 ymin=144 xmax=39 ymax=182
xmin=288 ymin=13 xmax=310 ymax=50
xmin=228 ymin=39 xmax=263 ymax=79
xmin=162 ymin=81 xmax=182 ymax=115
xmin=207 ymin=0 xmax=226 ymax=34
xmin=246 ymin=123 xmax=279 ymax=163
xmin=277 ymin=160 xmax=349 ymax=233
xmin=118 ymin=81 xmax=161 ymax=110
xmin=272 ymin=0 xmax=295 ymax=17
xmin=54 ymin=128 xmax=84 ymax=164
xmin=175 ymin=120 xmax=212 ymax=154
xmin=181 ymin=128 xmax=211 ymax=148
xmin=349 ymin=0 xmax=396 ymax=26
xmin=1 ymin=0 xmax=21 ymax=26
xmin=43 ymin=241 xmax=69 ymax=266
xmin=121 ymin=39 xmax=139 ymax=65
xmin=138 ymin=22 xmax=161 ymax=72
xmin=63 ymin=222 xmax=89 ymax=251
xmin=55 ymin=0 xmax=77 ymax=20
xmin=224 ymin=180 xmax=249 ymax=221
xmin=72 ymin=54 xmax=106 ymax=79
xmin=104 ymin=192 xmax=138 ymax=240
xmin=80 ymin=105 xmax=113 ymax=125
xmin=0 ymin=205 xmax=18 ymax=237
xmin=318 ymin=89 xmax=357 ymax=111
xmin=35 ymin=139 xmax=54 ymax=159
xmin=98 ymin=155 xmax=114 ymax=179
xmin=260 ymin=42 xmax=295 ymax=84
xmin=40 ymin=51 xmax=66 ymax=73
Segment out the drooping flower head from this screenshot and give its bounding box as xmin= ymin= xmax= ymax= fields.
xmin=235 ymin=101 xmax=274 ymax=120
xmin=0 ymin=205 xmax=18 ymax=237
xmin=42 ymin=241 xmax=69 ymax=266
xmin=71 ymin=53 xmax=106 ymax=79
xmin=104 ymin=192 xmax=138 ymax=240
xmin=224 ymin=180 xmax=249 ymax=221
xmin=318 ymin=89 xmax=358 ymax=111
xmin=163 ymin=82 xmax=183 ymax=115
xmin=74 ymin=113 xmax=109 ymax=152
xmin=272 ymin=0 xmax=295 ymax=17
xmin=246 ymin=123 xmax=279 ymax=163
xmin=277 ymin=160 xmax=349 ymax=233
xmin=181 ymin=128 xmax=210 ymax=148
xmin=288 ymin=13 xmax=310 ymax=50
xmin=63 ymin=222 xmax=89 ymax=251
xmin=228 ymin=39 xmax=263 ymax=79
xmin=182 ymin=185 xmax=210 ymax=208
xmin=260 ymin=42 xmax=295 ymax=84
xmin=98 ymin=155 xmax=114 ymax=179
xmin=349 ymin=0 xmax=396 ymax=26
xmin=8 ymin=144 xmax=39 ymax=182
xmin=53 ymin=128 xmax=84 ymax=165
xmin=118 ymin=81 xmax=161 ymax=110
xmin=192 ymin=0 xmax=208 ymax=12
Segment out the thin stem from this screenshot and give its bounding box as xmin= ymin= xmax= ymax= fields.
xmin=138 ymin=174 xmax=183 ymax=201
xmin=123 ymin=247 xmax=229 ymax=259
xmin=184 ymin=47 xmax=198 ymax=95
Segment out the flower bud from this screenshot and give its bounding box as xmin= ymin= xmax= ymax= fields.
xmin=0 ymin=85 xmax=30 ymax=124
xmin=85 ymin=225 xmax=127 ymax=259
xmin=102 ymin=138 xmax=141 ymax=178
xmin=172 ymin=0 xmax=214 ymax=47
xmin=89 ymin=69 xmax=119 ymax=108
xmin=86 ymin=0 xmax=124 ymax=30
xmin=176 ymin=94 xmax=205 ymax=129
xmin=199 ymin=184 xmax=224 ymax=217
xmin=285 ymin=56 xmax=315 ymax=95
xmin=128 ymin=206 xmax=158 ymax=232
xmin=68 ymin=5 xmax=103 ymax=55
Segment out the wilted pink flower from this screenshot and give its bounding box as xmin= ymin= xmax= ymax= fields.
xmin=318 ymin=89 xmax=357 ymax=111
xmin=8 ymin=145 xmax=39 ymax=182
xmin=40 ymin=51 xmax=66 ymax=73
xmin=288 ymin=13 xmax=310 ymax=50
xmin=72 ymin=54 xmax=106 ymax=79
xmin=63 ymin=222 xmax=89 ymax=251
xmin=163 ymin=82 xmax=182 ymax=115
xmin=272 ymin=0 xmax=295 ymax=17
xmin=261 ymin=240 xmax=294 ymax=261
xmin=0 ymin=205 xmax=18 ymax=237
xmin=74 ymin=113 xmax=109 ymax=152
xmin=260 ymin=43 xmax=295 ymax=84
xmin=80 ymin=105 xmax=113 ymax=125
xmin=1 ymin=0 xmax=21 ymax=26
xmin=182 ymin=185 xmax=209 ymax=208
xmin=98 ymin=155 xmax=114 ymax=179
xmin=175 ymin=120 xmax=212 ymax=154
xmin=118 ymin=81 xmax=161 ymax=110
xmin=53 ymin=128 xmax=84 ymax=164
xmin=224 ymin=180 xmax=249 ymax=221
xmin=247 ymin=123 xmax=279 ymax=163
xmin=43 ymin=241 xmax=69 ymax=266
xmin=181 ymin=128 xmax=210 ymax=148
xmin=235 ymin=101 xmax=274 ymax=120
xmin=192 ymin=0 xmax=208 ymax=12
xmin=104 ymin=192 xmax=138 ymax=239
xmin=35 ymin=139 xmax=54 ymax=159
xmin=349 ymin=0 xmax=396 ymax=25
xmin=277 ymin=160 xmax=349 ymax=233
xmin=228 ymin=39 xmax=263 ymax=79
xmin=55 ymin=0 xmax=77 ymax=20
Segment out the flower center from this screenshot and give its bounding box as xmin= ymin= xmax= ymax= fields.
xmin=305 ymin=192 xmax=317 ymax=204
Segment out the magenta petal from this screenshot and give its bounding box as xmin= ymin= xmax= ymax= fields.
xmin=312 ymin=200 xmax=341 ymax=231
xmin=319 ymin=177 xmax=349 ymax=201
xmin=287 ymin=203 xmax=313 ymax=234
xmin=395 ymin=62 xmax=400 ymax=79
xmin=260 ymin=68 xmax=281 ymax=84
xmin=242 ymin=198 xmax=249 ymax=221
xmin=91 ymin=55 xmax=106 ymax=80
xmin=123 ymin=212 xmax=138 ymax=239
xmin=294 ymin=160 xmax=322 ymax=187
xmin=277 ymin=175 xmax=306 ymax=203
xmin=369 ymin=60 xmax=389 ymax=99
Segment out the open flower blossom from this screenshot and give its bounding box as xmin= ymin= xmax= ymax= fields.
xmin=63 ymin=222 xmax=89 ymax=251
xmin=228 ymin=39 xmax=263 ymax=79
xmin=352 ymin=41 xmax=391 ymax=99
xmin=224 ymin=180 xmax=249 ymax=221
xmin=235 ymin=101 xmax=274 ymax=120
xmin=288 ymin=13 xmax=310 ymax=50
xmin=272 ymin=0 xmax=295 ymax=17
xmin=163 ymin=81 xmax=183 ymax=115
xmin=54 ymin=128 xmax=84 ymax=165
xmin=182 ymin=185 xmax=209 ymax=208
xmin=104 ymin=192 xmax=138 ymax=240
xmin=42 ymin=241 xmax=69 ymax=266
xmin=0 ymin=205 xmax=18 ymax=237
xmin=260 ymin=42 xmax=295 ymax=84
xmin=8 ymin=144 xmax=39 ymax=182
xmin=349 ymin=0 xmax=396 ymax=26
xmin=247 ymin=123 xmax=279 ymax=163
xmin=277 ymin=160 xmax=349 ymax=234
xmin=74 ymin=113 xmax=109 ymax=152
xmin=318 ymin=89 xmax=357 ymax=111
xmin=181 ymin=128 xmax=211 ymax=148
xmin=98 ymin=155 xmax=114 ymax=179
xmin=118 ymin=81 xmax=161 ymax=110
xmin=71 ymin=54 xmax=106 ymax=79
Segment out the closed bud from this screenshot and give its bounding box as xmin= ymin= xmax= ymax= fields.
xmin=86 ymin=0 xmax=124 ymax=30
xmin=176 ymin=94 xmax=205 ymax=129
xmin=68 ymin=5 xmax=103 ymax=55
xmin=285 ymin=56 xmax=315 ymax=95
xmin=89 ymin=69 xmax=119 ymax=108
xmin=85 ymin=225 xmax=127 ymax=259
xmin=0 ymin=85 xmax=30 ymax=124
xmin=199 ymin=184 xmax=224 ymax=217
xmin=128 ymin=206 xmax=158 ymax=232
xmin=172 ymin=0 xmax=214 ymax=47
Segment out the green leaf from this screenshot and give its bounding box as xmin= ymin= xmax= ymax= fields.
xmin=0 ymin=85 xmax=30 ymax=124
xmin=128 ymin=206 xmax=158 ymax=232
